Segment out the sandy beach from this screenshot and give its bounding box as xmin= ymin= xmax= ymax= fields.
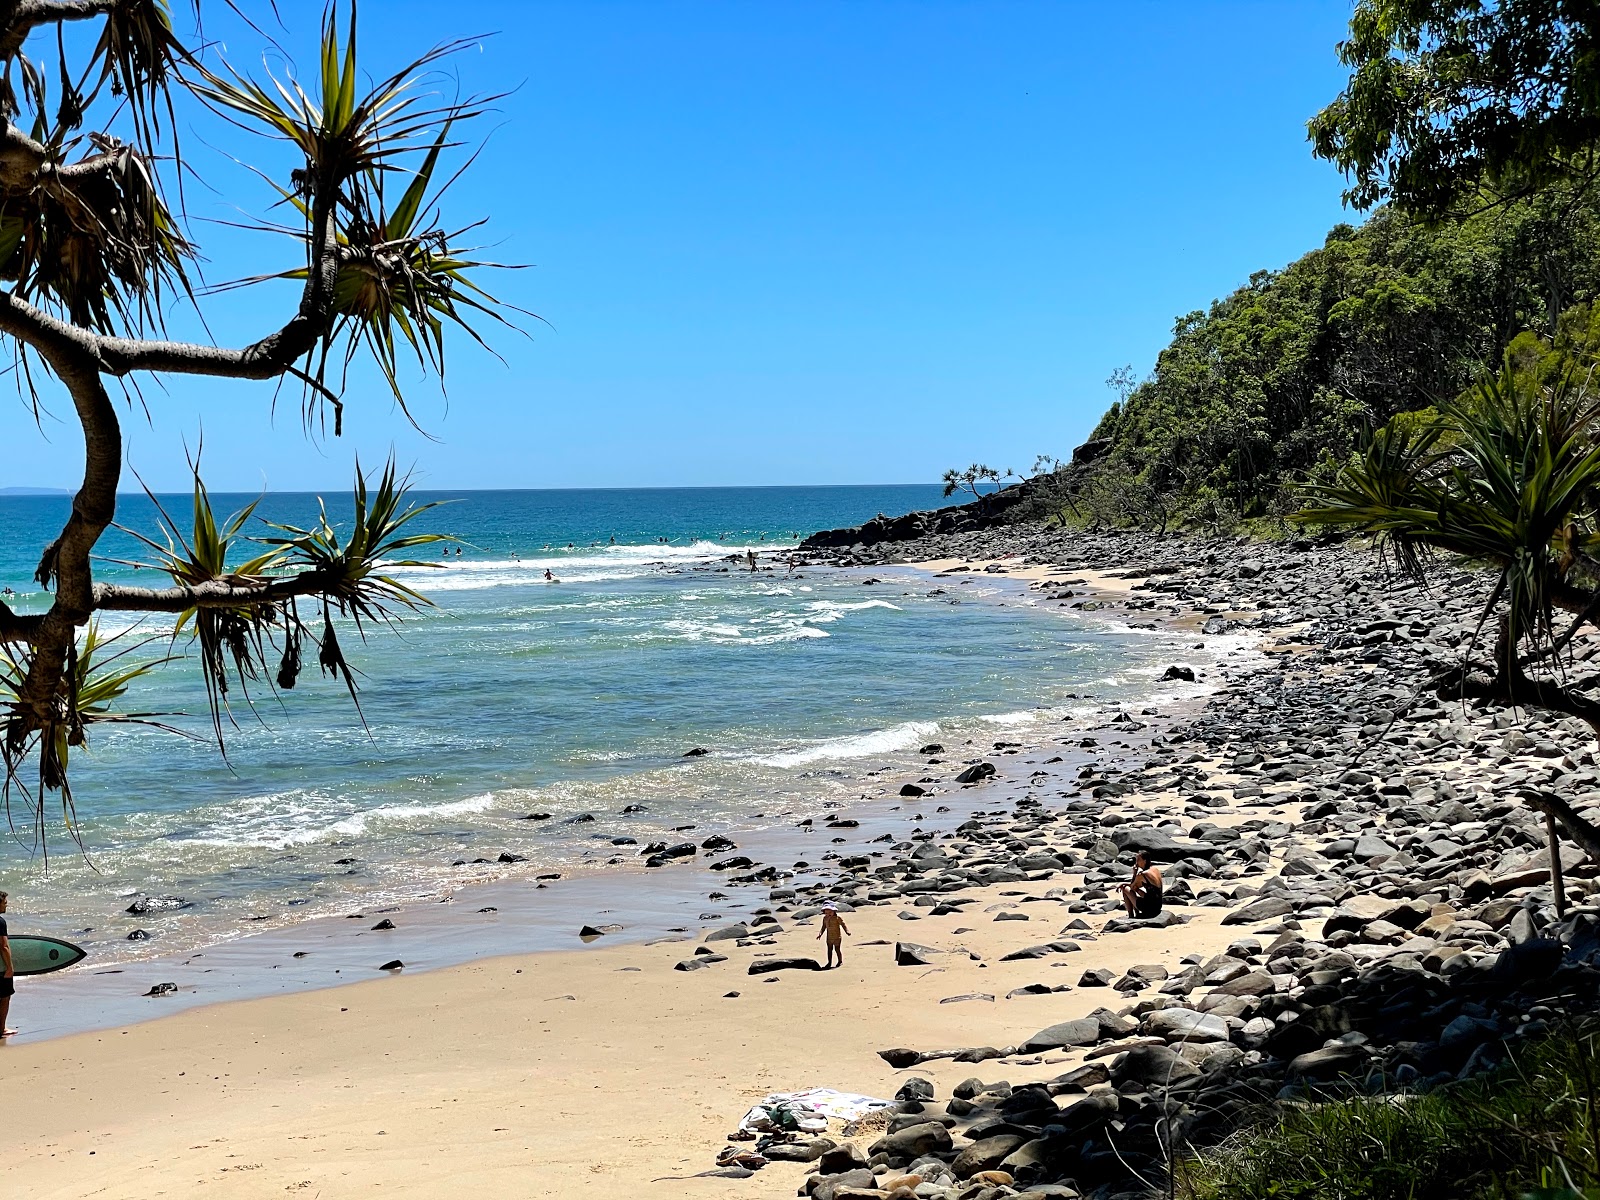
xmin=5 ymin=879 xmax=1259 ymax=1199
xmin=10 ymin=528 xmax=1575 ymax=1200
xmin=3 ymin=552 xmax=1285 ymax=1199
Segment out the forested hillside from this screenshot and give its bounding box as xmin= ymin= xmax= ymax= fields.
xmin=1067 ymin=191 xmax=1600 ymax=529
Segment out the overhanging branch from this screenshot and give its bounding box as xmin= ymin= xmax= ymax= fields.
xmin=91 ymin=570 xmax=342 ymax=614
xmin=0 ymin=0 xmax=121 ymax=59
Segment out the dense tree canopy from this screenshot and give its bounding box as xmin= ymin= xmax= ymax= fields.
xmin=1309 ymin=0 xmax=1600 ymax=218
xmin=1069 ymin=190 xmax=1600 ymax=529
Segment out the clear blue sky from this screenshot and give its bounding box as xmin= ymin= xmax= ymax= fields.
xmin=1 ymin=0 xmax=1359 ymax=493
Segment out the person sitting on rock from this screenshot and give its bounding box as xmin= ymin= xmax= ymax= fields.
xmin=1117 ymin=852 xmax=1164 ymax=919
xmin=817 ymin=901 xmax=850 ymax=968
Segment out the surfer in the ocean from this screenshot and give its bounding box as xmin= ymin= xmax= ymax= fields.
xmin=0 ymin=890 xmax=13 ymax=1037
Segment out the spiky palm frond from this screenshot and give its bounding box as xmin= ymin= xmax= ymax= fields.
xmin=1296 ymin=412 xmax=1454 ymax=579
xmin=95 ymin=0 xmax=185 ymax=149
xmin=187 ymin=6 xmax=525 ymax=426
xmin=297 ymin=123 xmax=526 ymax=417
xmin=1297 ymin=355 xmax=1600 ymax=656
xmin=1 ymin=622 xmax=182 ymax=861
xmin=113 ymin=465 xmax=286 ymax=748
xmin=0 ymin=132 xmax=194 ymax=334
xmin=186 ymin=4 xmax=490 ymax=202
xmin=259 ymin=455 xmax=450 ymax=712
xmin=0 ymin=0 xmax=196 ymax=335
xmin=262 ymin=455 xmax=450 ymax=621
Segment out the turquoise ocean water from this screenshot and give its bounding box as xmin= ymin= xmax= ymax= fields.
xmin=0 ymin=485 xmax=1195 ymax=961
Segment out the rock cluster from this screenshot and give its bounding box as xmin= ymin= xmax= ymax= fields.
xmin=727 ymin=525 xmax=1600 ymax=1198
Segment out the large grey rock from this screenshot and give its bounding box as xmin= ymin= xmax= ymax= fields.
xmin=1020 ymin=1018 xmax=1101 ymax=1052
xmin=1287 ymin=1043 xmax=1369 ymax=1082
xmin=747 ymin=957 xmax=822 ymax=975
xmin=1142 ymin=1008 xmax=1229 ymax=1042
xmin=1108 ymin=827 xmax=1199 ymax=861
xmin=1055 ymin=1090 xmax=1120 ymax=1135
xmin=810 ymin=1168 xmax=875 ymax=1200
xmin=952 ymin=1133 xmax=1029 ymax=1180
xmin=1351 ymin=835 xmax=1399 ymax=860
xmin=1103 ymin=911 xmax=1186 ymax=933
xmin=1214 ymin=970 xmax=1278 ymax=997
xmin=816 ymin=1142 xmax=868 ymax=1174
xmin=1222 ymin=896 xmax=1293 ymax=926
xmin=895 ymin=942 xmax=941 ymax=966
xmin=1110 ymin=1044 xmax=1200 ymax=1086
xmin=764 ymin=1136 xmax=835 ymax=1163
xmin=879 ymin=1120 xmax=953 ymax=1161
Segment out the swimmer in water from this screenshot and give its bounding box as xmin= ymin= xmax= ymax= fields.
xmin=544 ymin=569 xmax=557 ymax=583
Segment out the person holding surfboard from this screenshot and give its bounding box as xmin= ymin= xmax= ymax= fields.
xmin=0 ymin=890 xmax=14 ymax=1038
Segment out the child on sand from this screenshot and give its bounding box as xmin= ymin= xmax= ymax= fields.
xmin=816 ymin=901 xmax=850 ymax=968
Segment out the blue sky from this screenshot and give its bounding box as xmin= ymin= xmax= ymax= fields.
xmin=1 ymin=0 xmax=1358 ymax=492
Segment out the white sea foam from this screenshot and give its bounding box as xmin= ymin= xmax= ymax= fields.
xmin=978 ymin=710 xmax=1042 ymax=727
xmin=805 ymin=598 xmax=901 ymax=616
xmin=178 ymin=790 xmax=499 ymax=850
xmin=649 ymin=617 xmax=831 ymax=646
xmin=754 ymin=720 xmax=939 ymax=768
xmin=384 ymin=541 xmax=792 ymax=591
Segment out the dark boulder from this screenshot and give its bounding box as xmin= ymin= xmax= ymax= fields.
xmin=747 ymin=957 xmax=823 ymax=975
xmin=1019 ymin=1018 xmax=1101 ymax=1052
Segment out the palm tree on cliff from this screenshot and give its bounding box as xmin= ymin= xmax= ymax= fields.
xmin=0 ymin=2 xmax=523 ymax=848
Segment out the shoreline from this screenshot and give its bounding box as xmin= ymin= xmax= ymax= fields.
xmin=5 ymin=559 xmax=1224 ymax=1046
xmin=14 ymin=525 xmax=1584 ymax=1199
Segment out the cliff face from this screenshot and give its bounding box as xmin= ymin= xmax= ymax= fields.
xmin=799 ymin=478 xmax=1038 ymax=549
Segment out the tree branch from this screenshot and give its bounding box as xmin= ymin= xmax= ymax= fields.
xmin=91 ymin=571 xmax=341 ymax=614
xmin=0 ymin=597 xmax=43 ymax=640
xmin=1522 ymin=788 xmax=1600 ymax=864
xmin=0 ymin=0 xmax=120 ymax=60
xmin=88 ymin=185 xmax=344 ymax=386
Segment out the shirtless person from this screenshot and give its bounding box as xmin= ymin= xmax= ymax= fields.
xmin=1117 ymin=852 xmax=1164 ymax=919
xmin=816 ymin=901 xmax=850 ymax=969
xmin=0 ymin=890 xmax=14 ymax=1037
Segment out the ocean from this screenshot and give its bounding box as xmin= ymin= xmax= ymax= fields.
xmin=0 ymin=484 xmax=1198 ymax=965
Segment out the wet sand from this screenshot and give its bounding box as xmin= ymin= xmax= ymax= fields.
xmin=2 ymin=557 xmax=1284 ymax=1198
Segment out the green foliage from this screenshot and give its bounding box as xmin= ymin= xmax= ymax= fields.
xmin=116 ymin=464 xmax=287 ymax=746
xmin=1077 ymin=190 xmax=1600 ymax=529
xmin=107 ymin=456 xmax=450 ymax=751
xmin=261 ymin=456 xmax=452 ymax=624
xmin=1180 ymin=1025 xmax=1600 ymax=1200
xmin=0 ymin=0 xmax=194 ymax=334
xmin=1309 ymin=0 xmax=1600 ymax=218
xmin=190 ymin=2 xmax=524 ymax=427
xmin=941 ymin=463 xmax=1008 ymax=500
xmin=1297 ymin=350 xmax=1600 ymax=662
xmin=0 ymin=621 xmax=179 ymax=855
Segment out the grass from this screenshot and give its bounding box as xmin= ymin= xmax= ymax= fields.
xmin=1176 ymin=1025 xmax=1600 ymax=1200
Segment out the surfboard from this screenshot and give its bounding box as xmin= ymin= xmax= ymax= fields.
xmin=8 ymin=935 xmax=87 ymax=976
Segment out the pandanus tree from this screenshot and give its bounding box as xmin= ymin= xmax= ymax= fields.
xmin=0 ymin=2 xmax=522 ymax=844
xmin=1298 ymin=354 xmax=1600 ymax=885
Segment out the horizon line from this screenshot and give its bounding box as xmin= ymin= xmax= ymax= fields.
xmin=0 ymin=481 xmax=952 ymax=497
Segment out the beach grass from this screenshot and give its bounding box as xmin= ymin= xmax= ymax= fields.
xmin=1177 ymin=1024 xmax=1600 ymax=1200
